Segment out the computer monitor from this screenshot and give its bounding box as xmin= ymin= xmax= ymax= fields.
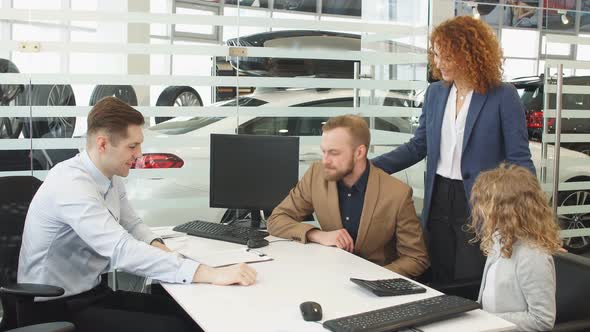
xmin=209 ymin=133 xmax=300 ymax=228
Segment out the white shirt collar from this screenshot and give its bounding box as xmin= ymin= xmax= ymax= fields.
xmin=80 ymin=150 xmax=112 ymax=197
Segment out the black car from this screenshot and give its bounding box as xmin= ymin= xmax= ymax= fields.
xmin=512 ymin=75 xmax=590 ymax=155
xmin=226 ymin=30 xmax=360 ymax=78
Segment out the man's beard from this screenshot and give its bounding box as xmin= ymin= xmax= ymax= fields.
xmin=324 ymin=158 xmax=355 ymax=182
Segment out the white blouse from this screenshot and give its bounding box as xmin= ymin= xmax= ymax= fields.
xmin=436 ymin=84 xmax=473 ymax=180
xmin=481 ymin=253 xmax=499 ymax=312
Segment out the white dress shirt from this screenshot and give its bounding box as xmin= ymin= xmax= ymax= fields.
xmin=436 ymin=84 xmax=473 ymax=180
xmin=18 ymin=151 xmax=199 ymax=299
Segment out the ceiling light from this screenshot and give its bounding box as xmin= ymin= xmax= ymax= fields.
xmin=472 ymin=4 xmax=480 ymax=19
xmin=558 ymin=10 xmax=569 ymax=25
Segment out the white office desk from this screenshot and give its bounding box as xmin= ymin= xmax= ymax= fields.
xmin=163 ymin=235 xmax=515 ymax=332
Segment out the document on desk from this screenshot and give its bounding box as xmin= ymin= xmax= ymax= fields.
xmin=151 ymin=226 xmax=185 ymax=239
xmin=177 ymin=246 xmax=273 ymax=267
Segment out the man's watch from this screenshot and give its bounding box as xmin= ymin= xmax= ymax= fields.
xmin=151 ymin=238 xmax=165 ymax=245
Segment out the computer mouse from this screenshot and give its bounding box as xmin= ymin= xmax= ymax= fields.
xmin=246 ymin=238 xmax=269 ymax=249
xmin=300 ymin=301 xmax=323 ymax=321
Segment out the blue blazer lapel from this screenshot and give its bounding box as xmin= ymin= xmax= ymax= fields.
xmin=431 ymin=85 xmax=451 ymax=162
xmin=462 ymin=92 xmax=488 ymax=153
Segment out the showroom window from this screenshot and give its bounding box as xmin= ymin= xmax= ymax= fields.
xmin=0 ymin=0 xmax=428 ymax=228
xmin=0 ymin=0 xmax=588 ymax=276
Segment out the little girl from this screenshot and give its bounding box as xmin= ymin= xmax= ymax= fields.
xmin=469 ymin=163 xmax=562 ymax=331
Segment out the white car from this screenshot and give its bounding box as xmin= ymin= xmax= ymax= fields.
xmin=125 ymin=88 xmax=419 ymax=224
xmin=124 ymin=88 xmax=590 ymax=252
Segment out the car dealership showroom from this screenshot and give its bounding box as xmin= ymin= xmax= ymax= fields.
xmin=1 ymin=1 xmax=590 ymax=331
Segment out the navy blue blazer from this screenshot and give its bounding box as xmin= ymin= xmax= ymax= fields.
xmin=372 ymin=81 xmax=535 ymax=226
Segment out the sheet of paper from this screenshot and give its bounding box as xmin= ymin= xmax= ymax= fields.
xmin=151 ymin=226 xmax=185 ymax=239
xmin=177 ymin=246 xmax=273 ymax=267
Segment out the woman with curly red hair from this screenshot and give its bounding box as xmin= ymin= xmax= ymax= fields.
xmin=470 ymin=164 xmax=561 ymax=331
xmin=373 ymin=16 xmax=535 ymax=290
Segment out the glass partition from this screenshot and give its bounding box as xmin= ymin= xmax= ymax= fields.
xmin=3 ymin=1 xmax=587 ymax=253
xmin=0 ymin=0 xmax=431 ymax=228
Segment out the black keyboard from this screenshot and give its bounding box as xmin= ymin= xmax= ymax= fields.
xmin=323 ymin=295 xmax=481 ymax=332
xmin=350 ymin=278 xmax=427 ymax=297
xmin=173 ymin=220 xmax=269 ymax=245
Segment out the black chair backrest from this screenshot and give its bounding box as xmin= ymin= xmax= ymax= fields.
xmin=0 ymin=176 xmax=42 ymax=288
xmin=554 ymin=252 xmax=590 ymax=324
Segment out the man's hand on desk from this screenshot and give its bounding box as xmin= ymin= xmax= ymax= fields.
xmin=193 ymin=263 xmax=257 ymax=286
xmin=150 ymin=239 xmax=172 ymax=252
xmin=306 ymin=229 xmax=354 ymax=253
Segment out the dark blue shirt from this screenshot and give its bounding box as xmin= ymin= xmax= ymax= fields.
xmin=336 ymin=162 xmax=370 ymax=242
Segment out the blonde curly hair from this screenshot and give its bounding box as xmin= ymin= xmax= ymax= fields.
xmin=469 ymin=163 xmax=562 ymax=258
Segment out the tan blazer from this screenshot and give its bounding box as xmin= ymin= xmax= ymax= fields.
xmin=268 ymin=161 xmax=429 ymax=278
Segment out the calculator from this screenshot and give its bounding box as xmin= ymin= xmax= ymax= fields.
xmin=350 ymin=277 xmax=427 ymax=297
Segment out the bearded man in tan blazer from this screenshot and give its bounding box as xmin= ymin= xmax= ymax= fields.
xmin=268 ymin=115 xmax=429 ymax=278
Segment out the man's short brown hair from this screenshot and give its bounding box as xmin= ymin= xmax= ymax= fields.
xmin=87 ymin=96 xmax=144 ymax=145
xmin=322 ymin=115 xmax=370 ymax=148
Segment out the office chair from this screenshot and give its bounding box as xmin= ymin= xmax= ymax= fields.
xmin=552 ymin=252 xmax=590 ymax=332
xmin=417 ymin=268 xmax=481 ymax=301
xmin=0 ymin=176 xmax=74 ymax=332
xmin=429 ymin=279 xmax=481 ymax=301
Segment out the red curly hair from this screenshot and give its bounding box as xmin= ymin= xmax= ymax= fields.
xmin=428 ymin=16 xmax=503 ymax=94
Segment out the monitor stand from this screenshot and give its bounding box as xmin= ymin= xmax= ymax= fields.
xmin=226 ymin=209 xmax=265 ymax=229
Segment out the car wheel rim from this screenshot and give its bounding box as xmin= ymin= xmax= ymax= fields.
xmin=1 ymin=85 xmax=23 ymax=104
xmin=175 ymin=91 xmax=202 ymax=107
xmin=284 ymin=0 xmax=303 ymax=9
xmin=559 ymin=190 xmax=590 ymax=250
xmin=112 ymin=88 xmax=131 ymax=101
xmin=0 ymin=117 xmax=20 ymax=138
xmin=46 ymin=85 xmax=75 ymax=138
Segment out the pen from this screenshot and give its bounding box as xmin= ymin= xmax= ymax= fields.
xmin=245 ymin=248 xmax=266 ymax=257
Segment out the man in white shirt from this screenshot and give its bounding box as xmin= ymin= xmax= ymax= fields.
xmin=18 ymin=96 xmax=257 ymax=332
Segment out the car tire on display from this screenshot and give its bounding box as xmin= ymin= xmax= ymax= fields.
xmin=0 ymin=117 xmax=23 ymax=139
xmin=89 ymin=85 xmax=138 ymax=106
xmin=557 ymin=182 xmax=590 ymax=254
xmin=155 ymin=86 xmax=203 ymax=124
xmin=0 ymin=58 xmax=24 ymax=138
xmin=17 ymin=84 xmax=77 ymax=138
xmin=283 ymin=0 xmax=304 ymax=10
